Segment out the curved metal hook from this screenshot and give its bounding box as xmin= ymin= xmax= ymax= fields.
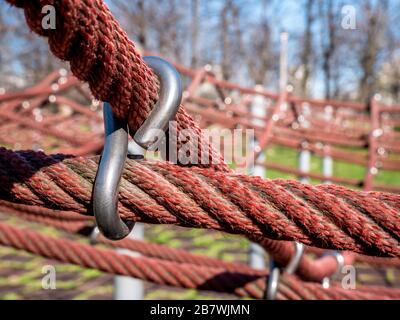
xmin=266 ymin=242 xmax=305 ymax=300
xmin=322 ymin=251 xmax=345 ymax=289
xmin=266 ymin=260 xmax=280 ymax=300
xmin=285 ymin=242 xmax=305 ymax=274
xmin=134 ymin=56 xmax=182 ymax=149
xmin=92 ymin=102 xmax=133 ymax=240
xmin=93 ymin=56 xmax=182 ymax=240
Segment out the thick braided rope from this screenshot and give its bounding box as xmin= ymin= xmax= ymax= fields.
xmin=3 ymin=206 xmax=399 ymax=282
xmin=0 ymin=148 xmax=399 ymax=257
xmin=0 ymin=202 xmax=89 ymax=233
xmin=0 ymin=207 xmax=256 ymax=272
xmin=0 ymin=209 xmax=328 ymax=278
xmin=3 ymin=0 xmax=400 ymax=292
xmin=98 ymin=238 xmax=253 ymax=273
xmin=6 ymin=0 xmax=400 ymax=251
xmin=6 ymin=0 xmax=227 ymax=171
xmin=1 ymin=221 xmax=399 ymax=300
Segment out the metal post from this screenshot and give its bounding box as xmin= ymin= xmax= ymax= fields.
xmin=250 ymin=85 xmax=268 ymax=177
xmin=113 ymin=223 xmax=145 ymax=300
xmin=249 ymin=242 xmax=266 ymax=270
xmin=253 ymin=153 xmax=266 ymax=177
xmin=279 ymin=32 xmax=289 ymax=94
xmin=298 ymin=145 xmax=311 ymax=184
xmin=298 ymin=106 xmax=310 ymax=183
xmin=323 ymin=151 xmax=333 ymax=184
xmin=249 ymin=151 xmax=266 ymax=270
xmin=323 ymin=106 xmax=333 ymax=184
xmin=113 ymin=140 xmax=145 ymax=300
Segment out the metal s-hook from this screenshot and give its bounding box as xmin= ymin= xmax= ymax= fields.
xmin=92 ymin=102 xmax=132 ymax=240
xmin=92 ymin=56 xmax=182 ymax=240
xmin=322 ymin=251 xmax=345 ymax=289
xmin=284 ymin=242 xmax=305 ymax=275
xmin=135 ymin=56 xmax=182 ymax=149
xmin=265 ymin=242 xmax=304 ymax=300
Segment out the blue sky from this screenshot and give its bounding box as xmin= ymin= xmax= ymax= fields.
xmin=3 ymin=0 xmax=398 ymax=98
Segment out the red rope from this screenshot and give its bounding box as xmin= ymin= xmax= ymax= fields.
xmin=1 ymin=221 xmax=398 ymax=300
xmin=3 ymin=205 xmax=399 ymax=283
xmin=0 ymin=202 xmax=89 ymax=232
xmin=0 ymin=148 xmax=399 ymax=257
xmin=6 ymin=0 xmax=227 ymax=171
xmin=3 ymin=1 xmax=400 ymax=297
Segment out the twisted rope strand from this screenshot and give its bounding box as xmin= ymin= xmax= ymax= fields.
xmin=3 ymin=0 xmax=400 ymax=297
xmin=3 ymin=207 xmax=398 ymax=283
xmin=1 ymin=221 xmax=399 ymax=300
xmin=0 ymin=148 xmax=399 ymax=257
xmin=6 ymin=0 xmax=227 ymax=171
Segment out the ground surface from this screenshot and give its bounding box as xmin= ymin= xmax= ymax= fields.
xmin=0 ymin=144 xmax=399 ymax=299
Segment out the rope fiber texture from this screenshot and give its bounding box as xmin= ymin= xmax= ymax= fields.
xmin=3 ymin=0 xmax=400 ymax=297
xmin=2 ymin=204 xmax=399 ymax=282
xmin=1 ymin=221 xmax=399 ymax=300
xmin=0 ymin=148 xmax=399 ymax=258
xmin=6 ymin=0 xmax=227 ymax=171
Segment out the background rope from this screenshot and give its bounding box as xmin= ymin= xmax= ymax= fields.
xmin=2 ymin=0 xmax=400 ymax=299
xmin=1 ymin=221 xmax=399 ymax=300
xmin=2 ymin=206 xmax=399 ymax=282
xmin=0 ymin=148 xmax=399 ymax=257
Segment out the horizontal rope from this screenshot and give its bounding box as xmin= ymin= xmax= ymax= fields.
xmin=3 ymin=206 xmax=399 ymax=283
xmin=0 ymin=148 xmax=399 ymax=257
xmin=3 ymin=0 xmax=399 ymax=300
xmin=1 ymin=221 xmax=399 ymax=300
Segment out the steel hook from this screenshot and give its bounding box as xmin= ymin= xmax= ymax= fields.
xmin=265 ymin=242 xmax=304 ymax=300
xmin=322 ymin=251 xmax=345 ymax=289
xmin=92 ymin=56 xmax=182 ymax=240
xmin=135 ymin=56 xmax=182 ymax=149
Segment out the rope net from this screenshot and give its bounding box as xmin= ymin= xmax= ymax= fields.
xmin=0 ymin=0 xmax=399 ymax=299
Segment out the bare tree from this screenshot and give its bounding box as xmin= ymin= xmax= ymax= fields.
xmin=219 ymin=0 xmax=243 ymax=81
xmin=1 ymin=0 xmax=399 ymax=104
xmin=191 ymin=0 xmax=199 ymax=68
xmin=220 ymin=1 xmax=232 ymax=80
xmin=318 ymin=0 xmax=346 ymax=100
xmin=299 ymin=0 xmax=315 ymax=96
xmin=111 ymin=0 xmax=147 ymax=48
xmin=379 ymin=1 xmax=400 ymax=103
xmin=358 ymin=0 xmax=388 ymax=102
xmin=246 ymin=0 xmax=274 ymax=86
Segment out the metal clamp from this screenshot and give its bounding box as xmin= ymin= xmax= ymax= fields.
xmin=322 ymin=251 xmax=345 ymax=289
xmin=90 ymin=226 xmax=100 ymax=245
xmin=265 ymin=242 xmax=304 ymax=300
xmin=92 ymin=56 xmax=182 ymax=240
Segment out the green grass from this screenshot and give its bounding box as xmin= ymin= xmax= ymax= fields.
xmin=263 ymin=144 xmax=400 ymax=186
